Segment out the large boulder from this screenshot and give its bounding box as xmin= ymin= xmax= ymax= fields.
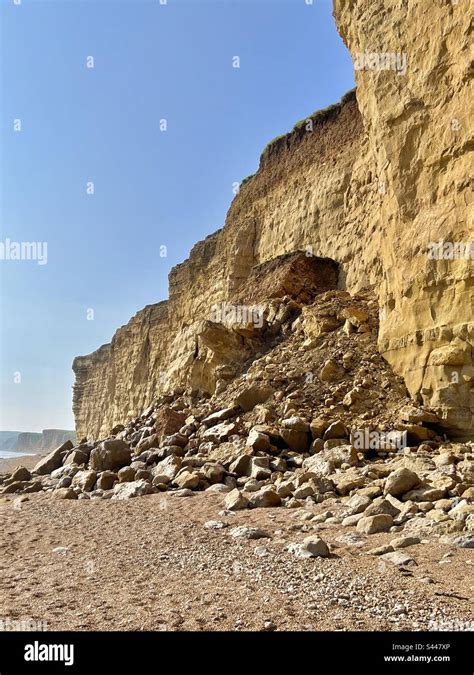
xmin=199 ymin=463 xmax=225 ymax=485
xmin=234 ymin=385 xmax=274 ymax=412
xmin=229 ymin=455 xmax=270 ymax=480
xmin=341 ymin=306 xmax=369 ymax=328
xmin=11 ymin=466 xmax=31 ymax=481
xmin=202 ymin=422 xmax=237 ymax=443
xmin=303 ymin=445 xmax=357 ymax=475
xmin=280 ymin=428 xmax=310 ymax=453
xmin=249 ymin=487 xmax=281 ymax=508
xmin=384 ymin=467 xmax=421 ymax=497
xmin=154 ymin=406 xmax=187 ymax=437
xmin=134 ymin=433 xmax=160 ymax=454
xmin=310 ymin=417 xmax=330 ymax=439
xmin=173 ymin=470 xmax=200 ymax=490
xmin=202 ymin=408 xmax=238 ymax=427
xmin=96 ymin=471 xmax=117 ymax=490
xmin=357 ymin=514 xmax=393 ymax=534
xmin=64 ymin=449 xmax=89 ymax=466
xmin=72 ymin=469 xmax=97 ymax=492
xmin=33 ymin=440 xmax=74 ymax=475
xmin=323 ymin=420 xmax=348 ymax=440
xmin=112 ymin=479 xmax=153 ymax=500
xmin=153 ymin=455 xmax=182 ymax=481
xmin=246 ymin=428 xmax=271 ymax=452
xmin=2 ymin=481 xmax=31 ymax=494
xmin=224 ymin=488 xmax=249 ymax=511
xmin=53 ymin=487 xmax=77 ymax=500
xmin=117 ymin=466 xmax=136 ymax=483
xmin=89 ymin=439 xmax=131 ymax=472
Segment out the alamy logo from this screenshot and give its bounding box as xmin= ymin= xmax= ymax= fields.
xmin=351 ymin=429 xmax=407 ymax=451
xmin=353 ymin=50 xmax=408 ymax=76
xmin=428 ymin=618 xmax=474 ymax=631
xmin=0 ymin=617 xmax=48 ymax=631
xmin=427 ymin=240 xmax=474 ymax=260
xmin=210 ymin=303 xmax=265 ymax=328
xmin=0 ymin=238 xmax=48 ymax=265
xmin=24 ymin=641 xmax=74 ymax=666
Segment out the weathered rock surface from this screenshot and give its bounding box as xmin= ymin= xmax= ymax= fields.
xmin=33 ymin=441 xmax=74 ymax=475
xmin=334 ymin=0 xmax=473 ymax=437
xmin=89 ymin=440 xmax=131 ymax=472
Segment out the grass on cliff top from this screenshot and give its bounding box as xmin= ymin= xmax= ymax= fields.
xmin=262 ymin=88 xmax=356 ymax=157
xmin=240 ymin=173 xmax=255 ymax=186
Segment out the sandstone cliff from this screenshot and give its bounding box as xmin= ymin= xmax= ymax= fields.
xmin=73 ymin=0 xmax=472 ymax=440
xmin=334 ymin=0 xmax=473 ymax=438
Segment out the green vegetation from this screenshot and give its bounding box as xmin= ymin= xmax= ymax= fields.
xmin=261 ymin=88 xmax=357 ymax=157
xmin=240 ymin=173 xmax=255 ymax=186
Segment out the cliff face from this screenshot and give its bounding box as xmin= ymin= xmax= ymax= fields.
xmin=334 ymin=0 xmax=473 ymax=436
xmin=39 ymin=430 xmax=77 ymax=452
xmin=73 ymin=0 xmax=473 ymax=441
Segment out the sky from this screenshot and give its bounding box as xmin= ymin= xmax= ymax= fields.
xmin=0 ymin=0 xmax=355 ymax=432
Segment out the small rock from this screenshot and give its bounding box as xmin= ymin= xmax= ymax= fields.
xmin=289 ymin=536 xmax=330 ymax=558
xmin=204 ymin=520 xmax=228 ymax=530
xmin=206 ymin=483 xmax=231 ymax=494
xmin=230 ymin=526 xmax=270 ymax=540
xmin=389 ymin=536 xmax=421 ymax=549
xmin=342 ymin=513 xmax=364 ymax=527
xmin=171 ymin=489 xmax=194 ymax=497
xmin=368 ymin=544 xmax=394 ymax=556
xmin=441 ymin=534 xmax=474 ymax=549
xmin=380 ymin=551 xmax=417 ymax=567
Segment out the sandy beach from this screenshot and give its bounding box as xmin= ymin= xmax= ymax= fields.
xmin=0 ymin=489 xmax=472 ymax=632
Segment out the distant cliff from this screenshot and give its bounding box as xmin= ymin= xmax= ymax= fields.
xmin=73 ymin=0 xmax=473 ymax=441
xmin=0 ymin=430 xmax=76 ymax=455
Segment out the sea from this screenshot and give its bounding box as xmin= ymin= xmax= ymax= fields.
xmin=0 ymin=450 xmax=36 ymax=460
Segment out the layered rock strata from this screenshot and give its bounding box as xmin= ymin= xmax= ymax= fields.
xmin=73 ymin=0 xmax=473 ymax=440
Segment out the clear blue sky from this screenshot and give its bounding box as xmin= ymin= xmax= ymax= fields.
xmin=0 ymin=0 xmax=354 ymax=432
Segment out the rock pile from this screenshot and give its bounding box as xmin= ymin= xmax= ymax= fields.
xmin=2 ymin=286 xmax=473 ymax=544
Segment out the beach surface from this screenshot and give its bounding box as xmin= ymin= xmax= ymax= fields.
xmin=0 ymin=490 xmax=472 ymax=632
